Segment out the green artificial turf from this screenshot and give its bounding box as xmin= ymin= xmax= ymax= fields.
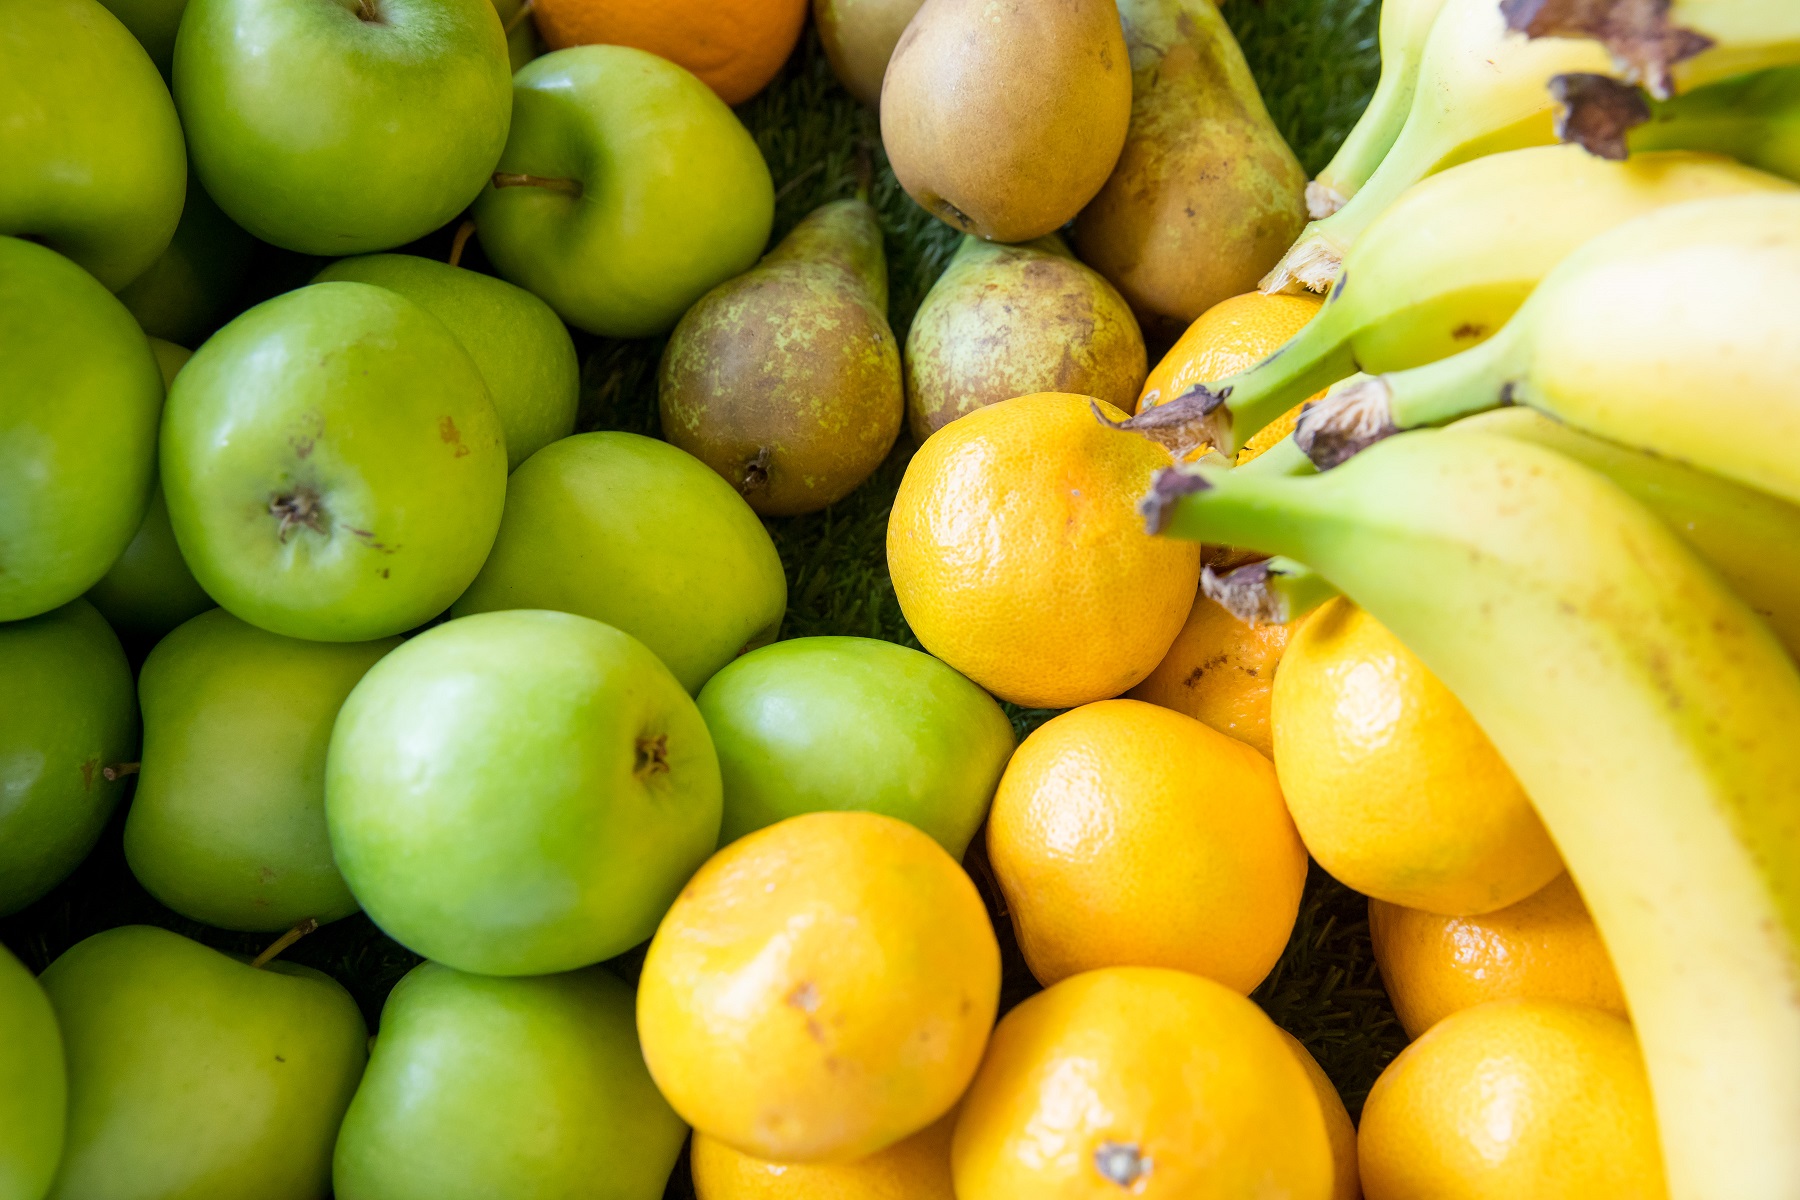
xmin=1 ymin=3 xmax=1399 ymax=1191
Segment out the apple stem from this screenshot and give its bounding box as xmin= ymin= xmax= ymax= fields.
xmin=503 ymin=0 xmax=535 ymax=35
xmin=251 ymin=917 xmax=319 ymax=970
xmin=492 ymin=173 xmax=583 ymax=198
xmin=448 ymin=220 xmax=476 ymax=269
xmin=102 ymin=762 xmax=140 ymax=781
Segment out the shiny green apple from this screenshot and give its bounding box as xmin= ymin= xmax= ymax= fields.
xmin=40 ymin=925 xmax=367 ymax=1200
xmin=0 ymin=944 xmax=64 ymax=1200
xmin=472 ymin=45 xmax=773 ymax=336
xmin=0 ymin=0 xmax=185 ymax=290
xmin=0 ymin=601 xmax=138 ymax=917
xmin=333 ymin=963 xmax=686 ymax=1199
xmin=326 ymin=609 xmax=722 ymax=975
xmin=125 ymin=609 xmax=398 ymax=931
xmin=453 ymin=432 xmax=786 ymax=693
xmin=160 ymin=282 xmax=506 ymax=641
xmin=313 ymin=254 xmax=578 ymax=470
xmin=699 ymin=637 xmax=1015 ymax=856
xmin=173 ymin=0 xmax=512 ymax=255
xmin=1 ymin=237 xmax=163 ymax=622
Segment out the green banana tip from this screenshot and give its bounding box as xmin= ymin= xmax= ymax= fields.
xmin=1140 ymin=465 xmax=1215 ymax=535
xmin=1550 ymin=73 xmax=1650 ymax=160
xmin=1090 ymin=387 xmax=1232 ymax=462
xmin=1294 ymin=376 xmax=1400 ymax=469
xmin=1201 ymin=559 xmax=1285 ymax=624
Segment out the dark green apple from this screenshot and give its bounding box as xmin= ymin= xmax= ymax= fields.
xmin=452 ymin=432 xmax=786 ymax=693
xmin=40 ymin=925 xmax=367 ymax=1200
xmin=472 ymin=45 xmax=774 ymax=337
xmin=0 ymin=945 xmax=65 ymax=1200
xmin=86 ymin=339 xmax=215 ymax=641
xmin=173 ymin=0 xmax=512 ymax=255
xmin=118 ymin=177 xmax=256 ymax=345
xmin=160 ymin=282 xmax=506 ymax=642
xmin=125 ymin=609 xmax=398 ymax=931
xmin=698 ymin=637 xmax=1015 ymax=856
xmin=490 ymin=0 xmax=539 ymax=72
xmin=0 ymin=0 xmax=185 ymax=290
xmin=313 ymin=254 xmax=578 ymax=470
xmin=0 ymin=601 xmax=138 ymax=917
xmin=326 ymin=609 xmax=722 ymax=976
xmin=97 ymin=0 xmax=185 ymax=76
xmin=333 ymin=962 xmax=686 ymax=1199
xmin=1 ymin=237 xmax=163 ymax=622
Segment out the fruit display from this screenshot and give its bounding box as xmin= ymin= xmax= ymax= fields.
xmin=6 ymin=0 xmax=1800 ymax=1198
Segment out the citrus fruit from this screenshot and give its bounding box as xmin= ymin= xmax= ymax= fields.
xmin=636 ymin=811 xmax=1000 ymax=1164
xmin=1370 ymin=872 xmax=1628 ymax=1039
xmin=951 ymin=966 xmax=1334 ymax=1199
xmin=1358 ymin=999 xmax=1667 ymax=1200
xmin=1128 ymin=585 xmax=1293 ymax=758
xmin=1271 ymin=598 xmax=1563 ymax=915
xmin=529 ymin=0 xmax=807 ymax=105
xmin=1135 ymin=291 xmax=1322 ymax=462
xmin=887 ymin=392 xmax=1201 ymax=709
xmin=691 ymin=1110 xmax=956 ymax=1199
xmin=987 ymin=699 xmax=1305 ymax=993
xmin=1278 ymin=1029 xmax=1361 ymax=1200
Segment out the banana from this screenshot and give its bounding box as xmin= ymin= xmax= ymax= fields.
xmin=1261 ymin=0 xmax=1615 ymax=294
xmin=1162 ymin=146 xmax=1794 ymax=453
xmin=1144 ymin=428 xmax=1800 ymax=1200
xmin=1630 ymin=64 xmax=1800 ymax=181
xmin=1502 ymin=0 xmax=1800 ymax=98
xmin=1307 ymin=0 xmax=1450 ymax=218
xmin=1294 ymin=193 xmax=1800 ymax=507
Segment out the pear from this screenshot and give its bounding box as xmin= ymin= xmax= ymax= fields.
xmin=880 ymin=0 xmax=1132 ymax=242
xmin=815 ymin=0 xmax=924 ymax=107
xmin=1073 ymin=0 xmax=1308 ymax=340
xmin=659 ymin=198 xmax=902 ymax=517
xmin=905 ymin=234 xmax=1146 ymax=441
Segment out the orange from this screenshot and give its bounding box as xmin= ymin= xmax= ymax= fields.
xmin=951 ymin=966 xmax=1334 ymax=1199
xmin=986 ymin=699 xmax=1307 ymax=994
xmin=1279 ymin=1029 xmax=1362 ymax=1200
xmin=1128 ymin=585 xmax=1293 ymax=758
xmin=636 ymin=811 xmax=999 ymax=1163
xmin=1358 ymin=999 xmax=1667 ymax=1200
xmin=691 ymin=1111 xmax=957 ymax=1199
xmin=1135 ymin=291 xmax=1323 ymax=462
xmin=530 ymin=0 xmax=808 ymax=105
xmin=886 ymin=392 xmax=1201 ymax=709
xmin=1369 ymin=872 xmax=1628 ymax=1040
xmin=1272 ymin=599 xmax=1564 ymax=915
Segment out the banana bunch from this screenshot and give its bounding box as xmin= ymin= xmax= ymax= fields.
xmin=1142 ymin=428 xmax=1800 ymax=1200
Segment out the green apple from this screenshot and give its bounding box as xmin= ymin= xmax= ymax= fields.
xmin=160 ymin=281 xmax=507 ymax=642
xmin=1 ymin=237 xmax=163 ymax=622
xmin=0 ymin=0 xmax=185 ymax=290
xmin=125 ymin=609 xmax=398 ymax=931
xmin=333 ymin=962 xmax=686 ymax=1199
xmin=472 ymin=45 xmax=774 ymax=337
xmin=40 ymin=925 xmax=367 ymax=1200
xmin=453 ymin=432 xmax=786 ymax=693
xmin=97 ymin=0 xmax=185 ymax=76
xmin=490 ymin=0 xmax=540 ymax=72
xmin=118 ymin=177 xmax=256 ymax=345
xmin=0 ymin=945 xmax=65 ymax=1200
xmin=313 ymin=254 xmax=578 ymax=470
xmin=86 ymin=339 xmax=215 ymax=641
xmin=698 ymin=637 xmax=1015 ymax=856
xmin=326 ymin=609 xmax=722 ymax=975
xmin=0 ymin=601 xmax=138 ymax=917
xmin=173 ymin=0 xmax=512 ymax=256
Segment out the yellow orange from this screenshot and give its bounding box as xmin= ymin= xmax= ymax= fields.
xmin=636 ymin=811 xmax=999 ymax=1163
xmin=887 ymin=392 xmax=1201 ymax=709
xmin=691 ymin=1111 xmax=956 ymax=1199
xmin=1358 ymin=999 xmax=1667 ymax=1200
xmin=1272 ymin=599 xmax=1563 ymax=915
xmin=951 ymin=966 xmax=1334 ymax=1199
xmin=1370 ymin=872 xmax=1629 ymax=1040
xmin=531 ymin=0 xmax=807 ymax=105
xmin=1128 ymin=585 xmax=1293 ymax=758
xmin=987 ymin=699 xmax=1307 ymax=994
xmin=1279 ymin=1030 xmax=1362 ymax=1200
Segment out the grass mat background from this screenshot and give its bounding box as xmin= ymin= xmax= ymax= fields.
xmin=2 ymin=3 xmax=1400 ymax=1189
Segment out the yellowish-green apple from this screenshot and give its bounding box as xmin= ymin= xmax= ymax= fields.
xmin=0 ymin=944 xmax=65 ymax=1200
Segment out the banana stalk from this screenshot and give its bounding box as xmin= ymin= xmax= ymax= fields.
xmin=1502 ymin=0 xmax=1800 ymax=98
xmin=1144 ymin=428 xmax=1800 ymax=1200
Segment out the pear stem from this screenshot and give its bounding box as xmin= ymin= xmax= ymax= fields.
xmin=102 ymin=762 xmax=140 ymax=781
xmin=251 ymin=918 xmax=319 ymax=970
xmin=492 ymin=173 xmax=583 ymax=198
xmin=448 ymin=220 xmax=476 ymax=269
xmin=852 ymin=143 xmax=874 ymax=205
xmin=502 ymin=0 xmax=534 ymax=34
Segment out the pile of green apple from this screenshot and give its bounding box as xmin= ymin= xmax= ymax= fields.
xmin=0 ymin=1 xmax=1016 ymax=1197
